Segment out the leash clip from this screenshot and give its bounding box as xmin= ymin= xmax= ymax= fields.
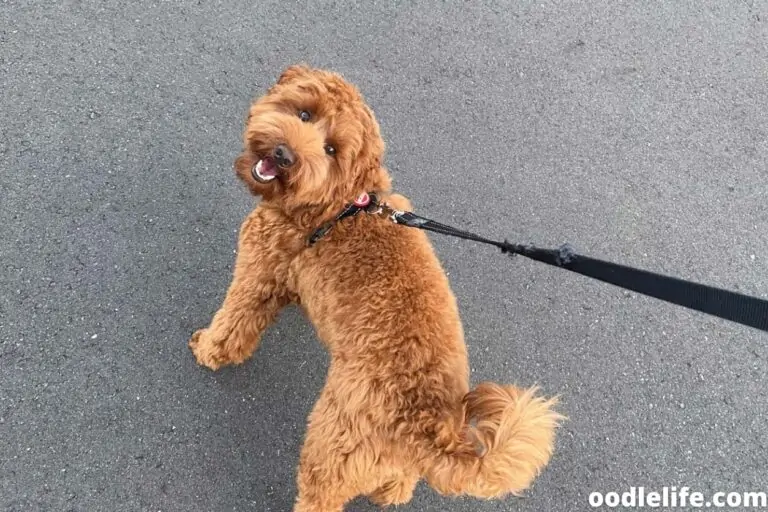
xmin=389 ymin=209 xmax=405 ymax=224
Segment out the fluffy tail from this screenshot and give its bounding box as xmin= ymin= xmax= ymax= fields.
xmin=425 ymin=383 xmax=563 ymax=499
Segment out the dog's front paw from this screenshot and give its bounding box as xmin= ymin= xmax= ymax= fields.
xmin=188 ymin=329 xmax=223 ymax=371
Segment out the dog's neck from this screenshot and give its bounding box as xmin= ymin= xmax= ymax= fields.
xmin=281 ymin=199 xmax=352 ymax=231
xmin=271 ymin=167 xmax=392 ymax=233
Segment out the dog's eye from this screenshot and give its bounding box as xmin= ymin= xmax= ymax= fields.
xmin=324 ymin=144 xmax=336 ymax=156
xmin=298 ymin=110 xmax=311 ymax=122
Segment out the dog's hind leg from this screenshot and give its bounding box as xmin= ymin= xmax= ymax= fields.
xmin=369 ymin=472 xmax=419 ymax=507
xmin=293 ymin=442 xmax=357 ymax=511
xmin=293 ymin=430 xmax=359 ymax=510
xmin=189 ymin=209 xmax=291 ymax=370
xmin=293 ymin=389 xmax=381 ymax=511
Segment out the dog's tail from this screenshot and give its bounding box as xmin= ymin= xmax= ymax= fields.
xmin=425 ymin=383 xmax=563 ymax=499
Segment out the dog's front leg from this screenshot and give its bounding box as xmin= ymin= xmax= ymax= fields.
xmin=189 ymin=285 xmax=288 ymax=370
xmin=189 ymin=210 xmax=291 ymax=370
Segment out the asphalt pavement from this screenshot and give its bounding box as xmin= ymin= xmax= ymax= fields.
xmin=2 ymin=1 xmax=767 ymax=510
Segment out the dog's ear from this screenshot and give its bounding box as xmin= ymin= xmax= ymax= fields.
xmin=351 ymin=143 xmax=391 ymax=195
xmin=350 ymin=108 xmax=391 ymax=193
xmin=276 ymin=64 xmax=310 ymax=85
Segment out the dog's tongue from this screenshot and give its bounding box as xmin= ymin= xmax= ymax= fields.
xmin=259 ymin=157 xmax=278 ymax=177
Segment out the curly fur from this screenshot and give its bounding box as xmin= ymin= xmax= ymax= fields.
xmin=189 ymin=65 xmax=563 ymax=511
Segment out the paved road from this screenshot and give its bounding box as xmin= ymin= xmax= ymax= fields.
xmin=2 ymin=1 xmax=767 ymax=510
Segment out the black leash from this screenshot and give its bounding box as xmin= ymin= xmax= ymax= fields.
xmin=386 ymin=207 xmax=768 ymax=334
xmin=307 ymin=194 xmax=768 ymax=333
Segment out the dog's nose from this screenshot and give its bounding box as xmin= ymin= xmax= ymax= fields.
xmin=273 ymin=144 xmax=296 ymax=168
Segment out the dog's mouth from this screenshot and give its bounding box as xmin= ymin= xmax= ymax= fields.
xmin=251 ymin=157 xmax=279 ymax=183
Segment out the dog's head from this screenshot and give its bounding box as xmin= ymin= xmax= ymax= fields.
xmin=235 ymin=65 xmax=391 ymax=209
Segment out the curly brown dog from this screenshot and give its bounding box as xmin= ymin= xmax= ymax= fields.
xmin=189 ymin=65 xmax=562 ymax=511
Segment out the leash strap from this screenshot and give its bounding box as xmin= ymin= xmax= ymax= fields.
xmin=388 ymin=209 xmax=768 ymax=333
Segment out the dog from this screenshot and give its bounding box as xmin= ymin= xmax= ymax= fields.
xmin=189 ymin=65 xmax=562 ymax=511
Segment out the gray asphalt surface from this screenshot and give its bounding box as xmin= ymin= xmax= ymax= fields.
xmin=2 ymin=1 xmax=767 ymax=511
